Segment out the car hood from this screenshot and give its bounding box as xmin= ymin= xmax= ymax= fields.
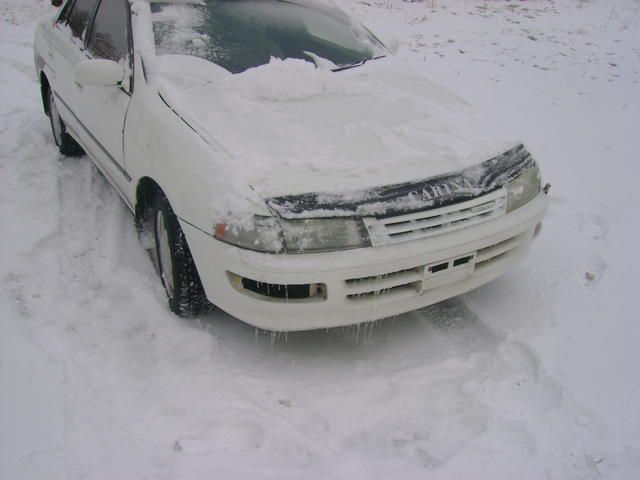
xmin=157 ymin=55 xmax=521 ymax=216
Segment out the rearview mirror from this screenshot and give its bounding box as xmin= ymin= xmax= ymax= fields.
xmin=52 ymin=0 xmax=63 ymax=7
xmin=75 ymin=59 xmax=125 ymax=88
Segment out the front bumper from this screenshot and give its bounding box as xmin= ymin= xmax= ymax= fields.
xmin=182 ymin=191 xmax=548 ymax=331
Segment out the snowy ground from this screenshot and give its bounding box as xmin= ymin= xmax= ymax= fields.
xmin=1 ymin=0 xmax=640 ymax=478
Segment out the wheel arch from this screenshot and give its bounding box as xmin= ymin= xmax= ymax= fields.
xmin=135 ymin=176 xmax=164 ymax=236
xmin=40 ymin=71 xmax=51 ymax=117
xmin=134 ymin=175 xmax=209 ymax=315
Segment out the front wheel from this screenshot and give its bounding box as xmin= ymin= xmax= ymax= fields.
xmin=153 ymin=194 xmax=209 ymax=317
xmin=47 ymin=88 xmax=83 ymax=156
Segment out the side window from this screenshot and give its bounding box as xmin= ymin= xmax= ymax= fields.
xmin=61 ymin=0 xmax=98 ymax=40
xmin=87 ymin=0 xmax=131 ymax=62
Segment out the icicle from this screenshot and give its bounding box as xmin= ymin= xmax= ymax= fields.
xmin=270 ymin=331 xmax=276 ymax=346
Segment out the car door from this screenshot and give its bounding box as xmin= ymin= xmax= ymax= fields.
xmin=46 ymin=0 xmax=99 ymax=139
xmin=75 ymin=0 xmax=133 ymax=191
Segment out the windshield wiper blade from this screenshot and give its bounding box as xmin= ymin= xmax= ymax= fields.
xmin=332 ymin=55 xmax=386 ymax=72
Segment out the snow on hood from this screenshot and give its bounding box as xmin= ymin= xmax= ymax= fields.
xmin=157 ymin=55 xmax=520 ymax=203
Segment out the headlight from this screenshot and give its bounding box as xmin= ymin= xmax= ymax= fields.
xmin=506 ymin=163 xmax=541 ymax=213
xmin=215 ymin=216 xmax=370 ymax=253
xmin=215 ymin=216 xmax=284 ymax=253
xmin=279 ymin=217 xmax=371 ymax=253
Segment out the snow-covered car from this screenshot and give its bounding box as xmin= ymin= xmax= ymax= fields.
xmin=34 ymin=0 xmax=549 ymax=331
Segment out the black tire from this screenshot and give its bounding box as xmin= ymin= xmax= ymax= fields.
xmin=47 ymin=88 xmax=84 ymax=156
xmin=153 ymin=194 xmax=209 ymax=317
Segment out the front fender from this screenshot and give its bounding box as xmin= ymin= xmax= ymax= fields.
xmin=123 ymin=82 xmax=269 ymax=236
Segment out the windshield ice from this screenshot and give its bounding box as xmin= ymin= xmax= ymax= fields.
xmin=150 ymin=0 xmax=386 ymax=73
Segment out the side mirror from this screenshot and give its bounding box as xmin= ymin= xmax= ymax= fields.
xmin=75 ymin=59 xmax=125 ymax=88
xmin=52 ymin=0 xmax=64 ymax=7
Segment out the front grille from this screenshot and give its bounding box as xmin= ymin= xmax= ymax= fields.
xmin=345 ymin=231 xmax=525 ymax=303
xmin=363 ymin=188 xmax=507 ymax=247
xmin=345 ymin=267 xmax=423 ymax=301
xmin=475 ymin=234 xmax=525 ymax=271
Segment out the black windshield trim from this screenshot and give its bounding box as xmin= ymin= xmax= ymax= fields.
xmin=331 ymin=55 xmax=386 ymax=72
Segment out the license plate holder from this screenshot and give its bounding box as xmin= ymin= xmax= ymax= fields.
xmin=422 ymin=252 xmax=476 ymax=292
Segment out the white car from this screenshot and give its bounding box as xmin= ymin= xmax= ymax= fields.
xmin=35 ymin=0 xmax=549 ymax=331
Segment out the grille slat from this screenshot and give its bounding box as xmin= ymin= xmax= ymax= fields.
xmin=346 ymin=284 xmax=420 ymax=302
xmin=476 ymin=235 xmax=523 ymax=264
xmin=345 ymin=268 xmax=423 ymax=296
xmin=364 ymin=189 xmax=507 ymax=247
xmin=385 ymin=205 xmax=498 ymax=235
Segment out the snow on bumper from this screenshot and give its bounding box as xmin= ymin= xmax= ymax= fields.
xmin=182 ymin=192 xmax=548 ymax=331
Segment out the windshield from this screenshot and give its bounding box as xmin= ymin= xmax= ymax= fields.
xmin=150 ymin=0 xmax=386 ymax=73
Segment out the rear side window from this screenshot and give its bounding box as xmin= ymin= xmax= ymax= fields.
xmin=62 ymin=0 xmax=98 ymax=40
xmin=87 ymin=0 xmax=131 ymax=62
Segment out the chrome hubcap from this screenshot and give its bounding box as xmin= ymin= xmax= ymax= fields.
xmin=49 ymin=92 xmax=63 ymax=146
xmin=156 ymin=210 xmax=175 ymax=299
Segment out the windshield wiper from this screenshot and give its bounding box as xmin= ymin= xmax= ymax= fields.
xmin=332 ymin=55 xmax=386 ymax=72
